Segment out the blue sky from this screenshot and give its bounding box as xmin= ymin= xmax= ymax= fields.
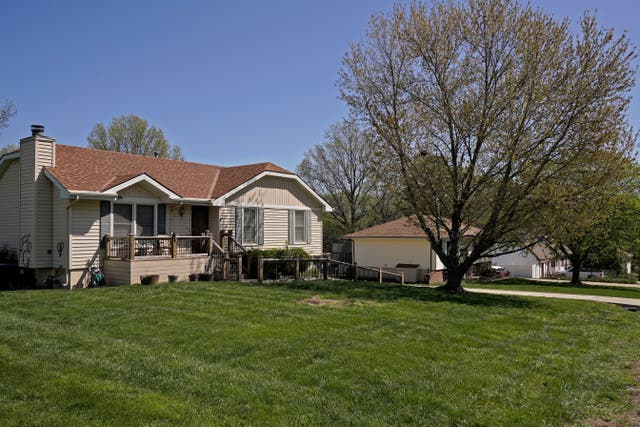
xmin=1 ymin=0 xmax=639 ymax=171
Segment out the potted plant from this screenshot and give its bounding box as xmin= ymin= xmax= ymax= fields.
xmin=198 ymin=272 xmax=213 ymax=282
xmin=140 ymin=274 xmax=159 ymax=285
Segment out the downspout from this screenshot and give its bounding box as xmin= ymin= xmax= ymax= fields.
xmin=66 ymin=195 xmax=80 ymax=288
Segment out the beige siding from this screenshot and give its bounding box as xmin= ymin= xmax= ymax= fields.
xmin=0 ymin=160 xmax=20 ymax=253
xmin=352 ymin=237 xmax=434 ymax=270
xmin=51 ymin=187 xmax=68 ymax=269
xmin=166 ymin=204 xmax=190 ymax=235
xmin=218 ymin=207 xmax=323 ymax=256
xmin=286 ymin=209 xmax=322 ymax=256
xmin=219 ymin=206 xmax=235 ymax=232
xmin=118 ymin=183 xmax=163 ymax=199
xmin=103 ymin=256 xmax=210 ymax=285
xmin=263 ymin=208 xmax=288 ymax=248
xmin=209 ymin=207 xmax=219 ymax=237
xmin=34 ymin=178 xmax=52 ymax=268
xmin=70 ymin=200 xmax=101 ymax=270
xmin=33 ymin=137 xmax=55 ymax=269
xmin=101 ymin=260 xmax=131 ymax=286
xmin=226 ymin=176 xmax=324 ymax=209
xmin=19 ymin=140 xmax=35 ymax=268
xmin=18 ymin=136 xmax=55 ymax=269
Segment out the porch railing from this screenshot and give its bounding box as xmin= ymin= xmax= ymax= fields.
xmin=104 ymin=233 xmax=218 ymax=260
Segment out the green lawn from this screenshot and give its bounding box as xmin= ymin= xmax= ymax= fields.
xmin=1 ymin=280 xmax=639 ymax=426
xmin=465 ymin=278 xmax=640 ymax=300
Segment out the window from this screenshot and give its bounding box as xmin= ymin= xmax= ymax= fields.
xmin=295 ymin=210 xmax=305 ymax=243
xmin=243 ymin=208 xmax=257 ymax=244
xmin=111 ymin=203 xmax=163 ymax=237
xmin=136 ymin=205 xmax=154 ymax=236
xmin=289 ymin=209 xmax=309 ymax=244
xmin=113 ymin=204 xmax=132 ymax=237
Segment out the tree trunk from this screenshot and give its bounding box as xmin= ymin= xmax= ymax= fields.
xmin=440 ymin=267 xmax=465 ymax=292
xmin=570 ymin=260 xmax=582 ymax=284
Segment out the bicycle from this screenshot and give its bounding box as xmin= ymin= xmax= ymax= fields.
xmin=87 ymin=264 xmax=106 ymax=288
xmin=44 ymin=265 xmax=66 ymax=289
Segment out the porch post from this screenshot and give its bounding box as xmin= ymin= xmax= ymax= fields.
xmin=128 ymin=234 xmax=135 ymax=260
xmin=171 ymin=232 xmax=177 ymax=259
xmin=322 ymin=259 xmax=328 ymax=280
xmin=207 ymin=232 xmax=213 ymax=256
xmin=379 ymin=267 xmax=382 ymax=283
xmin=258 ymin=257 xmax=264 ymax=283
xmin=295 ymin=259 xmax=300 ymax=281
xmin=222 ymin=258 xmax=229 ymax=281
xmin=237 ymin=255 xmax=243 ymax=283
xmin=105 ymin=233 xmax=111 ymax=259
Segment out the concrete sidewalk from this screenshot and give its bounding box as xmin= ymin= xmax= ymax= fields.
xmin=467 ymin=287 xmax=640 ymax=308
xmin=535 ymin=278 xmax=640 ymax=289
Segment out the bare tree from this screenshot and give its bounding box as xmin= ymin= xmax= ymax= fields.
xmin=88 ymin=114 xmax=184 ymax=160
xmin=339 ymin=0 xmax=636 ymax=290
xmin=0 ymin=100 xmax=17 ymax=155
xmin=297 ymin=120 xmax=402 ymax=243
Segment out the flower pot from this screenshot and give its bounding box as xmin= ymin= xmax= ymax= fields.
xmin=198 ymin=273 xmax=213 ymax=282
xmin=140 ymin=274 xmax=159 ymax=285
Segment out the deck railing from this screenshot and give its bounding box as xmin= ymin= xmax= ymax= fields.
xmin=104 ymin=233 xmax=217 ymax=260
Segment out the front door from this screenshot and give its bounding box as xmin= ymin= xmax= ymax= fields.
xmin=191 ymin=206 xmax=209 ymax=253
xmin=191 ymin=206 xmax=209 ymax=235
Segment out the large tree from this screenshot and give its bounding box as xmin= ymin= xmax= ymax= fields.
xmin=339 ymin=0 xmax=636 ymax=290
xmin=297 ymin=120 xmax=403 ymax=248
xmin=87 ymin=114 xmax=184 ymax=160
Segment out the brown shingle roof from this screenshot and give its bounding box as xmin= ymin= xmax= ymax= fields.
xmin=345 ymin=215 xmax=480 ymax=238
xmin=46 ymin=144 xmax=293 ymax=199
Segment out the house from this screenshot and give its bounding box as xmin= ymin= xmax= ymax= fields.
xmin=0 ymin=125 xmax=331 ymax=287
xmin=344 ymin=216 xmax=480 ymax=283
xmin=491 ymin=244 xmax=569 ymax=278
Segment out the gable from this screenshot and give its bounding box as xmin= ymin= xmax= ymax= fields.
xmin=225 ymin=175 xmax=324 ymax=209
xmin=117 ymin=181 xmax=167 ymax=200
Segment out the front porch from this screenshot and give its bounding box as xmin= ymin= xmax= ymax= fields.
xmin=103 ymin=233 xmax=242 ymax=285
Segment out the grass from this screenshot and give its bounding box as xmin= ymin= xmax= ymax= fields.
xmin=1 ymin=280 xmax=639 ymax=426
xmin=465 ymin=278 xmax=640 ymax=299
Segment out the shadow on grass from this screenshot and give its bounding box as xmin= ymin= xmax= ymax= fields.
xmin=253 ymin=280 xmax=541 ymax=309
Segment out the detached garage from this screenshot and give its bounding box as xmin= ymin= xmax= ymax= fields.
xmin=345 ymin=216 xmax=448 ymax=283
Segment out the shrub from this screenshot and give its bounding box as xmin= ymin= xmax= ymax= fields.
xmin=0 ymin=245 xmax=17 ymax=264
xmin=245 ymin=248 xmax=311 ymax=279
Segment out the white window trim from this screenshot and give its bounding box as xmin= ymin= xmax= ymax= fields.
xmin=110 ymin=202 xmax=165 ymax=237
xmin=293 ymin=210 xmax=306 ymax=244
xmin=242 ymin=207 xmax=258 ymax=245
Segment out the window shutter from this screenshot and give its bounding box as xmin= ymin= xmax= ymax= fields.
xmin=257 ymin=208 xmax=264 ymax=245
xmin=235 ymin=207 xmax=243 ymax=244
xmin=304 ymin=210 xmax=311 ymax=244
xmin=288 ymin=209 xmax=295 ymax=245
xmin=99 ymin=201 xmax=110 ymax=248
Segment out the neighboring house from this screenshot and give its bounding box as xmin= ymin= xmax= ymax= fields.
xmin=0 ymin=125 xmax=331 ymax=287
xmin=491 ymin=244 xmax=569 ymax=279
xmin=345 ymin=216 xmax=480 ymax=283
